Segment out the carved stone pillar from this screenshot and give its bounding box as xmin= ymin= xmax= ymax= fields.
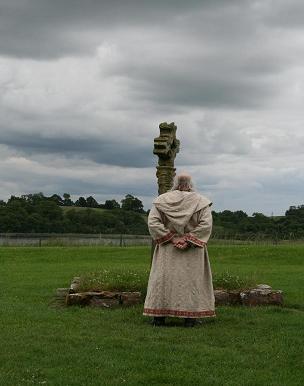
xmin=153 ymin=122 xmax=180 ymax=195
xmin=150 ymin=122 xmax=180 ymax=260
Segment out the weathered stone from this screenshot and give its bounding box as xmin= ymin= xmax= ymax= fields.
xmin=240 ymin=288 xmax=283 ymax=306
xmin=214 ymin=290 xmax=230 ymax=305
xmin=120 ymin=292 xmax=142 ymax=306
xmin=65 ymin=291 xmax=139 ymax=307
xmin=90 ymin=297 xmax=120 ymax=308
xmin=214 ymin=285 xmax=284 ymax=306
xmin=66 ymin=293 xmax=91 ymax=306
xmin=65 ymin=280 xmax=284 ymax=309
xmin=227 ymin=290 xmax=241 ymax=305
xmin=214 ymin=290 xmax=241 ymax=305
xmin=253 ymin=284 xmax=273 ymax=295
xmin=69 ymin=277 xmax=81 ymax=294
xmin=256 ymin=284 xmax=272 ymax=290
xmin=98 ymin=291 xmax=120 ymax=299
xmin=56 ymin=288 xmax=69 ymax=298
xmin=82 ymin=291 xmax=118 ymax=299
xmin=154 ymin=122 xmax=180 ymax=195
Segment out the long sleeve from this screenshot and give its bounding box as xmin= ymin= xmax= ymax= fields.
xmin=148 ymin=205 xmax=175 ymax=245
xmin=185 ymin=205 xmax=213 ymax=247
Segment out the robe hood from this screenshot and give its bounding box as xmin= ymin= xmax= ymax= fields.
xmin=153 ymin=190 xmax=212 ymax=234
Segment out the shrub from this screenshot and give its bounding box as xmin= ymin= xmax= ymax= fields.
xmin=77 ymin=269 xmax=149 ymax=294
xmin=213 ymin=271 xmax=256 ymax=290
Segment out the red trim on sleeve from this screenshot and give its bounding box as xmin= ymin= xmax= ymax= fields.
xmin=155 ymin=231 xmax=175 ymax=245
xmin=185 ymin=233 xmax=206 ymax=247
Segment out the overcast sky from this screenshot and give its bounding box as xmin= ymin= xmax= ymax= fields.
xmin=1 ymin=0 xmax=304 ymax=214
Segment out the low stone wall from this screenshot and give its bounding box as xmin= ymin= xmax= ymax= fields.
xmin=215 ymin=284 xmax=283 ymax=306
xmin=57 ymin=279 xmax=283 ymax=309
xmin=66 ymin=291 xmax=142 ymax=307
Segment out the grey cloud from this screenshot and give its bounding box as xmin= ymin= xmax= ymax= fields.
xmin=0 ymin=130 xmax=154 ymax=167
xmin=0 ymin=146 xmax=156 ymax=205
xmin=3 ymin=0 xmax=295 ymax=62
xmin=99 ymin=52 xmax=277 ymax=111
xmin=0 ymin=0 xmax=234 ymax=59
xmin=96 ymin=27 xmax=286 ymax=110
xmin=194 ymin=163 xmax=304 ymax=215
xmin=0 ymin=0 xmax=295 ymax=111
xmin=263 ymin=0 xmax=304 ymax=29
xmin=1 ymin=1 xmax=304 ymax=214
xmin=138 ymin=74 xmax=275 ymax=109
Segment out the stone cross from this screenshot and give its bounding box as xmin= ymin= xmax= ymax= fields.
xmin=153 ymin=122 xmax=180 ymax=195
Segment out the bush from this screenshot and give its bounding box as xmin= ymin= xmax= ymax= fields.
xmin=213 ymin=271 xmax=256 ymax=290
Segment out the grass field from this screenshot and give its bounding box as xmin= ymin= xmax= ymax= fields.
xmin=0 ymin=244 xmax=303 ymax=386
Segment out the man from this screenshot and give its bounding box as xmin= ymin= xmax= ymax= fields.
xmin=143 ymin=173 xmax=215 ymax=327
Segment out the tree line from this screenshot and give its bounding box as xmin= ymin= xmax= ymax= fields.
xmin=0 ymin=193 xmax=148 ymax=234
xmin=212 ymin=206 xmax=304 ymax=240
xmin=38 ymin=192 xmax=145 ymax=212
xmin=0 ymin=193 xmax=304 ymax=239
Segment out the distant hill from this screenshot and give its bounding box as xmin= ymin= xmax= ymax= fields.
xmin=0 ymin=197 xmax=149 ymax=235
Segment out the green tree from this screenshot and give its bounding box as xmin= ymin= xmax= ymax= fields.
xmin=86 ymin=196 xmax=99 ymax=208
xmin=121 ymin=194 xmax=144 ymax=213
xmin=104 ymin=200 xmax=120 ymax=210
xmin=49 ymin=194 xmax=64 ymax=206
xmin=63 ymin=193 xmax=73 ymax=206
xmin=75 ymin=197 xmax=87 ymax=207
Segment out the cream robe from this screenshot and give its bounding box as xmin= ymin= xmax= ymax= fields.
xmin=143 ymin=190 xmax=215 ymax=318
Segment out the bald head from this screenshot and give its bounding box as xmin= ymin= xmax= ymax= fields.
xmin=172 ymin=173 xmax=194 ymax=192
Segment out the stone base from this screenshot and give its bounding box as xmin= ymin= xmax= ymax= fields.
xmin=65 ymin=291 xmax=142 ymax=308
xmin=240 ymin=284 xmax=283 ymax=306
xmin=57 ymin=280 xmax=283 ymax=308
xmin=214 ymin=290 xmax=240 ymax=305
xmin=215 ymin=284 xmax=283 ymax=307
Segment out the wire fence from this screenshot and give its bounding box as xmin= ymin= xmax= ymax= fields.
xmin=1 ymin=233 xmax=304 ymax=247
xmin=0 ymin=233 xmax=151 ymax=247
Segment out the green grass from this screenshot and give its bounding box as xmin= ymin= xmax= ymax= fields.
xmin=0 ymin=245 xmax=303 ymax=386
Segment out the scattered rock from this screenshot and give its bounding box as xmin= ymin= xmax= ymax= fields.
xmin=56 ymin=288 xmax=69 ymax=298
xmin=65 ymin=290 xmax=142 ymax=308
xmin=256 ymin=284 xmax=272 ymax=290
xmin=226 ymin=290 xmax=240 ymax=305
xmin=66 ymin=293 xmax=91 ymax=306
xmin=214 ymin=290 xmax=241 ymax=305
xmin=69 ymin=277 xmax=81 ymax=294
xmin=214 ymin=284 xmax=283 ymax=307
xmin=95 ymin=291 xmax=120 ymax=299
xmin=120 ymin=292 xmax=142 ymax=306
xmin=240 ymin=287 xmax=283 ymax=306
xmin=214 ymin=290 xmax=229 ymax=305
